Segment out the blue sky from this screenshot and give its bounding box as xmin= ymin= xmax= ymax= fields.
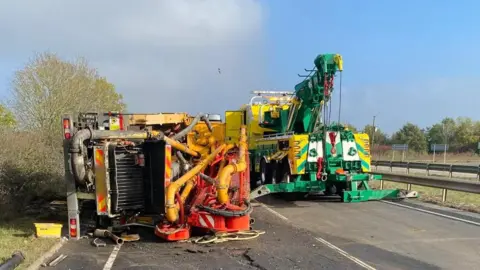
xmin=0 ymin=0 xmax=478 ymax=134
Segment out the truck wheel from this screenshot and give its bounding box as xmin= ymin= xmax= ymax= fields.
xmin=250 ymin=169 xmax=259 ymax=189
xmin=260 ymin=158 xmax=270 ymax=185
xmin=269 ymin=161 xmax=277 ymax=184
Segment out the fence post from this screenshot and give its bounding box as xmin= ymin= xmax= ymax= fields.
xmin=449 ymin=165 xmax=453 ymax=178
xmin=442 ymin=189 xmax=448 ymax=202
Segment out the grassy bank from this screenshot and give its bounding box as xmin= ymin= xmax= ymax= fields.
xmin=0 ymin=217 xmax=60 ymax=269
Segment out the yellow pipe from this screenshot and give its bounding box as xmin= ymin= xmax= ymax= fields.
xmin=180 ymin=177 xmax=197 ymax=202
xmin=187 ymin=133 xmax=211 ymax=156
xmin=216 ymin=126 xmax=247 ymax=204
xmin=165 ymin=144 xmax=226 ymax=223
xmin=217 ymin=143 xmax=235 ymax=174
xmin=163 ymin=136 xmax=199 ymax=157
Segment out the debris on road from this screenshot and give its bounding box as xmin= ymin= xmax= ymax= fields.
xmin=0 ymin=251 xmax=25 ymax=270
xmin=41 ymin=253 xmax=67 ymax=267
xmin=93 ymin=229 xmax=124 ymax=245
xmin=120 ymin=233 xmax=140 ymax=242
xmin=92 ymin=238 xmax=106 ymax=247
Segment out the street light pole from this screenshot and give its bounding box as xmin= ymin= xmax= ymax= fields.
xmin=371 ymin=115 xmax=376 ymax=154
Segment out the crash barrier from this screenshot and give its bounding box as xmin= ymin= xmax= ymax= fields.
xmin=372 ymin=160 xmax=480 ymax=202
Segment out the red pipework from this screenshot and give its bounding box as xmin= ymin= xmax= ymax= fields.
xmin=328 ymin=132 xmax=337 ymax=154
xmin=316 ymin=157 xmax=324 ymax=179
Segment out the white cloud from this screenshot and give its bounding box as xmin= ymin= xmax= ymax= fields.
xmin=0 ymin=0 xmax=267 ymax=114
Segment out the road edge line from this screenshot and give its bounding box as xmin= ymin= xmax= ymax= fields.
xmin=258 ymin=203 xmax=289 ymax=221
xmin=381 ymin=200 xmax=480 ymax=227
xmin=314 ymin=237 xmax=376 ymax=270
xmin=26 ymin=237 xmax=67 ymax=270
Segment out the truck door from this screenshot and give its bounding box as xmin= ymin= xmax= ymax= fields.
xmin=225 ymin=111 xmax=245 ymax=144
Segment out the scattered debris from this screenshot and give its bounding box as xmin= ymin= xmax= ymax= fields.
xmin=92 ymin=238 xmax=106 ymax=247
xmin=0 ymin=251 xmax=25 ymax=270
xmin=120 ymin=233 xmax=140 ymax=242
xmin=41 ymin=254 xmax=67 ymax=267
xmin=93 ymin=229 xmax=124 ymax=245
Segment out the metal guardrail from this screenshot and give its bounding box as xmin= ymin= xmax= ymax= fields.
xmin=371 ymin=160 xmax=480 ymax=202
xmin=372 ymin=160 xmax=480 ymax=180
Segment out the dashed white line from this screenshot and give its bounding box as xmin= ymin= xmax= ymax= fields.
xmin=103 ymin=244 xmax=121 ymax=270
xmin=381 ymin=200 xmax=480 ymax=227
xmin=259 ymin=202 xmax=376 ymax=270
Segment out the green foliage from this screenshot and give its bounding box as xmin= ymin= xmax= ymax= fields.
xmin=7 ymin=52 xmax=125 ymax=145
xmin=392 ymin=122 xmax=427 ymax=152
xmin=362 ymin=124 xmax=388 ymax=145
xmin=1 ymin=52 xmax=126 ymax=217
xmin=0 ymin=105 xmax=16 ymax=128
xmin=344 ymin=123 xmax=358 ymax=133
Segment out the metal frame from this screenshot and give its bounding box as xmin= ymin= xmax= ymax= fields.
xmin=63 ymin=114 xmax=81 ymax=240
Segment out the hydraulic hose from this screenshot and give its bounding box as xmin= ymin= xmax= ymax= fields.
xmin=165 ymin=144 xmax=226 ymax=223
xmin=202 ymin=115 xmax=213 ymax=132
xmin=216 ymin=126 xmax=247 ymax=204
xmin=70 ymin=128 xmax=150 ymax=185
xmin=171 ymin=113 xmax=204 ymax=140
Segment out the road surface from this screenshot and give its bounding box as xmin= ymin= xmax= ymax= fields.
xmin=43 ymin=197 xmax=480 ymax=270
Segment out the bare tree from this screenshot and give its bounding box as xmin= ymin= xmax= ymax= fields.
xmin=1 ymin=52 xmax=126 ymax=215
xmin=7 ymin=52 xmax=125 ymax=143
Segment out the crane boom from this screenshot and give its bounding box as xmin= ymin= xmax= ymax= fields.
xmin=288 ymin=53 xmax=343 ymax=133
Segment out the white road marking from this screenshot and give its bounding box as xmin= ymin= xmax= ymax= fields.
xmin=259 ymin=202 xmax=376 ymax=270
xmin=381 ymin=200 xmax=480 ymax=227
xmin=314 ymin=237 xmax=377 ymax=270
xmin=260 ymin=203 xmax=289 ymax=221
xmin=103 ymin=244 xmax=121 ymax=270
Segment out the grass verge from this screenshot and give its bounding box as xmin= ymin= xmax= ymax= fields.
xmin=370 ymin=181 xmax=480 ymax=213
xmin=0 ymin=217 xmax=61 ymax=270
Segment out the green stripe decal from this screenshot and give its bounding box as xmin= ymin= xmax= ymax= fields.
xmin=355 ymin=143 xmax=365 ymax=154
xmin=361 ymin=160 xmax=370 ymax=170
xmin=300 ymin=144 xmax=309 ymax=156
xmin=297 ymin=161 xmax=306 ymax=172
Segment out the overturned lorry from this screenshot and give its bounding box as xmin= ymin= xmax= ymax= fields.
xmin=62 ymin=112 xmax=253 ymax=241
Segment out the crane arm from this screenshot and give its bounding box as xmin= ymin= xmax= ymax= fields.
xmin=287 ymin=53 xmax=343 ymax=133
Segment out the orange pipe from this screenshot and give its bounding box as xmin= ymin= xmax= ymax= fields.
xmin=216 ymin=126 xmax=247 ymax=204
xmin=165 ymin=144 xmax=226 ymax=223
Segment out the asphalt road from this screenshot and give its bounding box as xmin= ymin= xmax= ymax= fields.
xmin=43 ymin=197 xmax=480 ymax=270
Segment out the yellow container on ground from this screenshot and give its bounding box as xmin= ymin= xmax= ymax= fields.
xmin=34 ymin=223 xmax=63 ymax=238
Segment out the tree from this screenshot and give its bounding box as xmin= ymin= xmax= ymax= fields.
xmin=344 ymin=123 xmax=358 ymax=133
xmin=392 ymin=123 xmax=427 ymax=152
xmin=425 ymin=117 xmax=456 ymax=146
xmin=362 ymin=124 xmax=388 ymax=145
xmin=7 ymin=52 xmax=126 ymax=144
xmin=454 ymin=117 xmax=476 ymax=146
xmin=0 ymin=104 xmax=16 ymax=128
